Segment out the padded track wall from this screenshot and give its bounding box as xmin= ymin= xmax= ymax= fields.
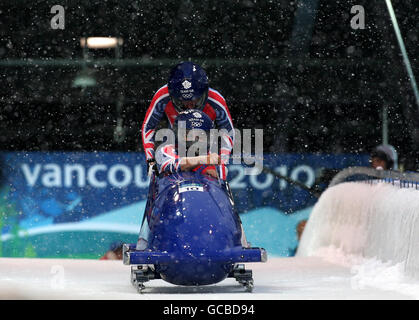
xmin=297 ymin=182 xmax=419 ymax=279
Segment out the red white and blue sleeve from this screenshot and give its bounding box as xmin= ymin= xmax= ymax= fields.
xmin=141 ymin=85 xmax=171 ymax=161
xmin=155 ymin=144 xmax=182 ymax=174
xmin=206 ymin=89 xmax=235 ymax=180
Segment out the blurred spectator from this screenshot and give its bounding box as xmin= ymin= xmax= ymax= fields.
xmin=370 ymin=144 xmax=398 ymax=170
xmin=288 ymin=219 xmax=308 ymax=256
xmin=296 ymin=220 xmax=307 ymax=241
xmin=100 ymin=241 xmax=123 ymax=260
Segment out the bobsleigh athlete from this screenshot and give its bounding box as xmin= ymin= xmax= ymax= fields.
xmin=141 ymin=61 xmax=234 ymax=180
xmin=143 ymin=108 xmax=249 ymax=250
xmin=155 ymin=109 xmax=221 ymax=178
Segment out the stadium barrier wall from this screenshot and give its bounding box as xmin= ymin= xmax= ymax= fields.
xmin=296 ymin=179 xmax=419 ymax=279
xmin=0 ymin=152 xmax=368 ymax=258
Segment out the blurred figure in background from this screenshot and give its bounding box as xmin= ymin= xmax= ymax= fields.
xmin=288 ymin=219 xmax=308 ymax=256
xmin=370 ymin=144 xmax=398 ymax=170
xmin=100 ymin=241 xmax=123 ymax=260
xmin=297 ymin=220 xmax=307 ymax=240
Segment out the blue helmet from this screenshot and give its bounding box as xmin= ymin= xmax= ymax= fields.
xmin=173 ymin=109 xmax=214 ymax=155
xmin=174 ymin=109 xmax=214 ymax=132
xmin=168 ymin=62 xmax=209 ymax=112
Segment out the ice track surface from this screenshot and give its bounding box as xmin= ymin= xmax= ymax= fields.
xmin=0 ymin=257 xmax=417 ymax=299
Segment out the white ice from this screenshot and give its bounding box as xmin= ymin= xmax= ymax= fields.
xmin=1 ymin=256 xmax=418 ymax=300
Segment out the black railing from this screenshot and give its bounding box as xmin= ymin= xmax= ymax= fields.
xmin=330 ymin=166 xmax=419 ymax=190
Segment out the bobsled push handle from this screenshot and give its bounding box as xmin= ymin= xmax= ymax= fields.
xmin=124 ymin=246 xmax=267 ymax=265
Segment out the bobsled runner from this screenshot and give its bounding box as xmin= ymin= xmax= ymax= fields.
xmin=123 ymin=171 xmax=267 ymax=293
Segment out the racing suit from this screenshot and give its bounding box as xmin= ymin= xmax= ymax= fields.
xmin=141 ymin=85 xmax=234 ymax=180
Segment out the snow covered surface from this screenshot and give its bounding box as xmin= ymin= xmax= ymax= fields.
xmin=1 ymin=256 xmax=418 ymax=300
xmin=3 ymin=181 xmax=419 ymax=300
xmin=298 ymin=182 xmax=419 ymax=279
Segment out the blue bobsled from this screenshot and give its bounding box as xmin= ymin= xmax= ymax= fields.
xmin=123 ymin=171 xmax=267 ymax=292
